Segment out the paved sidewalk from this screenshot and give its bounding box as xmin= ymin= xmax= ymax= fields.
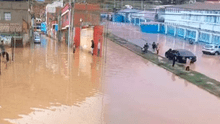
xmin=107 ymin=32 xmax=220 ymax=98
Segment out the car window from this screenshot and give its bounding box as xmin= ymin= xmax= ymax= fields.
xmin=172 ymin=50 xmax=177 ymax=53
xmin=205 ymin=45 xmax=213 ymax=48
xmin=215 ymin=46 xmax=218 ymax=48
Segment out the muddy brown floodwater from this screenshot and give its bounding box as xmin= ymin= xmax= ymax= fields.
xmin=103 ymin=39 xmax=220 ymax=124
xmin=0 ymin=35 xmax=104 ymax=124
xmin=1 ymin=30 xmax=220 ymax=124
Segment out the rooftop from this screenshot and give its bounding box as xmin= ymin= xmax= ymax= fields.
xmin=117 ymin=9 xmax=140 ymax=13
xmin=167 ymin=2 xmax=220 ymax=10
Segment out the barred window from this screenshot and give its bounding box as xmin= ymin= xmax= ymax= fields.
xmin=4 ymin=12 xmax=11 ymax=21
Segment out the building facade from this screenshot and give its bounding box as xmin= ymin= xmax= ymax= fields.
xmin=163 ymin=1 xmax=220 ymax=44
xmin=0 ymin=1 xmax=30 ymax=45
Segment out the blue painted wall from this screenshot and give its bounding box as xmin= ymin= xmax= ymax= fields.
xmin=160 ymin=24 xmax=165 ymax=33
xmin=199 ymin=33 xmax=210 ymax=43
xmin=113 ymin=14 xmax=124 ymax=22
xmin=131 ymin=18 xmax=135 ymax=24
xmin=135 ymin=18 xmax=140 ymax=25
xmin=141 ymin=24 xmax=158 ymax=33
xmin=41 ymin=22 xmax=47 ymax=34
xmin=167 ymin=26 xmax=174 ymax=35
xmin=177 ymin=28 xmax=184 ymax=38
xmin=186 ymin=30 xmax=196 ymax=40
xmin=212 ymin=35 xmax=220 ymax=44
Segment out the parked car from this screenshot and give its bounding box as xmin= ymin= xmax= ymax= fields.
xmin=34 ymin=35 xmax=41 ymax=44
xmin=165 ymin=49 xmax=197 ymax=63
xmin=202 ymin=44 xmax=220 ymax=55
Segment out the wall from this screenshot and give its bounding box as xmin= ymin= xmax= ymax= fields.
xmin=0 ymin=1 xmax=29 ymax=23
xmin=61 ymin=3 xmax=70 ymax=29
xmin=164 ymin=8 xmax=220 ymax=33
xmin=73 ymin=3 xmax=100 ymax=27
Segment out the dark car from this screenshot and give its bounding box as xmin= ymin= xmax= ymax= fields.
xmin=165 ymin=49 xmax=197 ymax=63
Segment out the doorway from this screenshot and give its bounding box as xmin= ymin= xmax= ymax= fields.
xmin=80 ymin=27 xmax=94 ymax=52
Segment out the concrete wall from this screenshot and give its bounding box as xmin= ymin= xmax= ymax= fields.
xmin=164 ymin=8 xmax=220 ymax=33
xmin=0 ymin=1 xmax=29 ymax=23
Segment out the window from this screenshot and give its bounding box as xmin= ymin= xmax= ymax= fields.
xmin=4 ymin=12 xmax=11 ymax=21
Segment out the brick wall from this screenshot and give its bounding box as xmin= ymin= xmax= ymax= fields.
xmin=73 ymin=3 xmax=101 ymax=27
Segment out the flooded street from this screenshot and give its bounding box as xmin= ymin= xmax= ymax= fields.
xmin=104 ymin=39 xmax=220 ymax=124
xmin=0 ymin=35 xmax=104 ymax=124
xmin=1 ymin=30 xmax=220 ymax=124
xmin=108 ymin=22 xmax=220 ymax=82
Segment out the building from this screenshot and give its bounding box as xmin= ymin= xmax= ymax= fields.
xmin=60 ymin=3 xmax=70 ymax=44
xmin=60 ymin=3 xmax=101 ymax=45
xmin=46 ymin=0 xmax=63 ymax=36
xmin=163 ymin=1 xmax=220 ymax=44
xmin=0 ymin=1 xmax=30 ymax=46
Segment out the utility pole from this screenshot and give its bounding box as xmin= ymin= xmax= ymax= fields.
xmin=68 ymin=0 xmax=72 ymax=48
xmin=121 ymin=0 xmax=123 ymax=9
xmin=70 ymin=0 xmax=75 ymax=46
xmin=141 ymin=0 xmax=143 ymax=10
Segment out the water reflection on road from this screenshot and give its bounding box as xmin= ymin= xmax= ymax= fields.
xmin=2 ymin=31 xmax=220 ymax=124
xmin=109 ymin=22 xmax=220 ymax=82
xmin=0 ymin=36 xmax=104 ymax=124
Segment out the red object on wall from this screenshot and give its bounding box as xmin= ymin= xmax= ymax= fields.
xmin=93 ymin=25 xmax=103 ymax=57
xmin=74 ymin=27 xmax=81 ymax=47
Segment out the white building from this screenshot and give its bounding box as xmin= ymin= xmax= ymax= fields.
xmin=163 ymin=1 xmax=220 ymax=44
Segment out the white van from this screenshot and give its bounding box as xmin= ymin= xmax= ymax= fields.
xmin=202 ymin=44 xmax=220 ymax=55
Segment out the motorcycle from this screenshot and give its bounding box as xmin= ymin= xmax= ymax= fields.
xmin=142 ymin=46 xmax=148 ymax=53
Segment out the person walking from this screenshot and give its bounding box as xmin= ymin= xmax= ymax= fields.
xmin=172 ymin=54 xmax=177 ymax=67
xmin=156 ymin=43 xmax=160 ymax=55
xmin=0 ymin=40 xmax=9 ymax=62
xmin=73 ymin=43 xmax=76 ymax=53
xmin=97 ymin=40 xmax=101 ymax=57
xmin=91 ymin=40 xmax=94 ymax=55
xmin=185 ymin=58 xmax=191 ymax=71
xmin=152 ymin=42 xmax=157 ymax=51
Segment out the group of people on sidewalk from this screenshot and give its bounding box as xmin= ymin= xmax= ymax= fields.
xmin=143 ymin=42 xmax=192 ymax=71
xmin=143 ymin=42 xmax=161 ymax=55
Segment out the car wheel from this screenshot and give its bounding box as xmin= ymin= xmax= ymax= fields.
xmin=215 ymin=52 xmax=219 ymax=55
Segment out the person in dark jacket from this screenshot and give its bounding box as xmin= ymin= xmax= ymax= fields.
xmin=172 ymin=54 xmax=177 ymax=67
xmin=152 ymin=42 xmax=157 ymax=51
xmin=143 ymin=43 xmax=149 ymax=53
xmin=91 ymin=40 xmax=94 ymax=55
xmin=73 ymin=43 xmax=76 ymax=53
